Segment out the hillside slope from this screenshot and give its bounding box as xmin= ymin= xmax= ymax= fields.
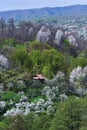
xmin=0 ymin=5 xmax=87 ymax=21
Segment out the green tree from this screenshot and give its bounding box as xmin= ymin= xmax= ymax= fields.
xmin=50 ymin=97 xmax=86 ymax=130
xmin=42 ymin=49 xmax=64 ymax=78
xmin=0 ymin=122 xmax=8 ymax=130
xmin=80 ymin=126 xmax=87 ymax=130
xmin=68 ymin=56 xmax=87 ymax=73
xmin=27 ymin=40 xmax=52 ymax=52
xmin=11 ymin=46 xmax=32 ymax=71
xmin=30 ymin=50 xmax=42 ymax=74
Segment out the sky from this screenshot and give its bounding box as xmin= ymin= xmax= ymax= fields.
xmin=0 ymin=0 xmax=87 ymax=11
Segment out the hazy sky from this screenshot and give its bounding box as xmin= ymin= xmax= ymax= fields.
xmin=0 ymin=0 xmax=87 ymax=11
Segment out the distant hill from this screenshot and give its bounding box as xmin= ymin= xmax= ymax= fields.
xmin=0 ymin=5 xmax=87 ymax=22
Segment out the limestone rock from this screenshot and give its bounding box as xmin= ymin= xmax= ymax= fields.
xmin=36 ymin=25 xmax=51 ymax=43
xmin=28 ymin=27 xmax=34 ymax=36
xmin=54 ymin=29 xmax=64 ymax=45
xmin=67 ymin=34 xmax=78 ymax=47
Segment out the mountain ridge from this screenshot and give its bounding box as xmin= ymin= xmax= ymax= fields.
xmin=0 ymin=5 xmax=87 ymax=22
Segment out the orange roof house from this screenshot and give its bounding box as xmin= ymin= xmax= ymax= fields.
xmin=33 ymin=74 xmax=44 ymax=80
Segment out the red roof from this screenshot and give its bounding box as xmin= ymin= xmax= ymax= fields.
xmin=33 ymin=74 xmax=44 ymax=80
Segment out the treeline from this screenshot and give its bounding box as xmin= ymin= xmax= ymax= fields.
xmin=0 ymin=18 xmax=87 ymax=57
xmin=0 ymin=18 xmax=38 ymax=41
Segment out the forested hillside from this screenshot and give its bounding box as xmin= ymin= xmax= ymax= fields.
xmin=0 ymin=19 xmax=87 ymax=130
xmin=0 ymin=5 xmax=87 ymax=22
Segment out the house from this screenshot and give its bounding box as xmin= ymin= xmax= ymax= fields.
xmin=33 ymin=74 xmax=44 ymax=82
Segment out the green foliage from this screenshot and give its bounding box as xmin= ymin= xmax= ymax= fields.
xmin=4 ymin=38 xmax=16 ymax=46
xmin=1 ymin=113 xmax=53 ymax=130
xmin=4 ymin=39 xmax=74 ymax=78
xmin=68 ymin=56 xmax=87 ymax=73
xmin=30 ymin=50 xmax=42 ymax=71
xmin=50 ymin=97 xmax=87 ymax=130
xmin=25 ymin=40 xmax=52 ymax=52
xmin=11 ymin=46 xmax=32 ymax=71
xmin=80 ymin=126 xmax=87 ymax=130
xmin=63 ymin=39 xmax=70 ymax=51
xmin=42 ymin=49 xmax=64 ymax=78
xmin=2 ymin=91 xmax=20 ymax=102
xmin=79 ymin=49 xmax=87 ymax=58
xmin=8 ymin=115 xmax=28 ymax=130
xmin=32 ymin=114 xmax=53 ymax=130
xmin=0 ymin=97 xmax=87 ymax=130
xmin=75 ymin=57 xmax=87 ymax=67
xmin=11 ymin=46 xmax=28 ymax=65
xmin=0 ymin=122 xmax=8 ymax=130
xmin=63 ymin=53 xmax=74 ymax=74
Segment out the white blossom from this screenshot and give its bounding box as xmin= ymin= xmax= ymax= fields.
xmin=70 ymin=66 xmax=83 ymax=84
xmin=4 ymin=109 xmax=15 ymax=116
xmin=0 ymin=55 xmax=9 ymax=69
xmin=59 ymin=93 xmax=68 ymax=101
xmin=18 ymin=91 xmax=24 ymax=95
xmin=47 ymin=105 xmax=54 ymax=114
xmin=0 ymin=101 xmax=6 ymax=111
xmin=42 ymin=86 xmax=57 ymax=100
xmin=35 ymin=99 xmax=45 ymax=113
xmin=43 ymin=100 xmax=53 ymax=108
xmin=70 ymin=66 xmax=87 ymax=85
xmin=0 ymin=83 xmax=4 ymax=93
xmin=7 ymin=82 xmax=13 ymax=89
xmin=20 ymin=95 xmax=28 ymax=102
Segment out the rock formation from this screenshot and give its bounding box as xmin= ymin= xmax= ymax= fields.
xmin=67 ymin=34 xmax=78 ymax=47
xmin=36 ymin=25 xmax=51 ymax=43
xmin=54 ymin=29 xmax=64 ymax=45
